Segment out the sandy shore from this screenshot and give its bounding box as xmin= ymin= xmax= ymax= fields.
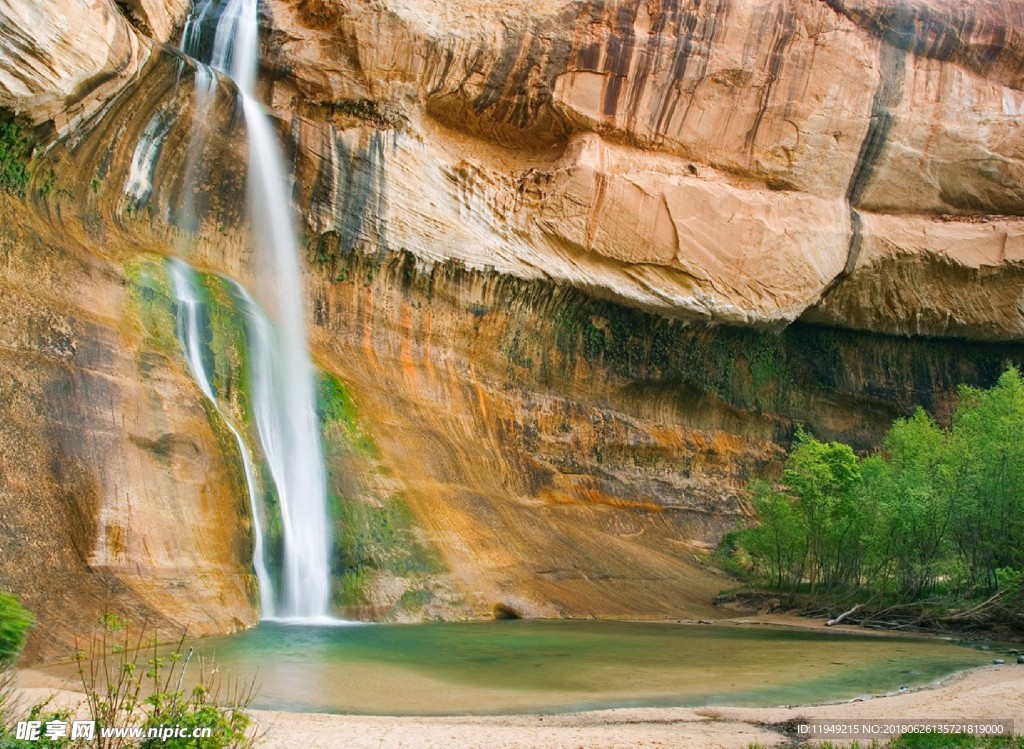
xmin=15 ymin=616 xmax=1023 ymax=748
xmin=232 ymin=665 xmax=1022 ymax=748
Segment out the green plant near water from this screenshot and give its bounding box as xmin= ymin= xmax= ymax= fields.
xmin=0 ymin=120 xmax=32 ymax=197
xmin=329 ymin=492 xmax=443 ymax=594
xmin=0 ymin=591 xmax=32 ymax=734
xmin=1 ymin=604 xmax=258 ymax=749
xmin=724 ymin=367 xmax=1024 ymax=628
xmin=326 ymin=485 xmax=445 ymax=608
xmin=0 ymin=593 xmax=30 ymax=668
xmin=73 ymin=620 xmax=257 ymax=749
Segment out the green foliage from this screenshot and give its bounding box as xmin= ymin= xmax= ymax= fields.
xmin=200 ymin=275 xmax=251 ymax=424
xmin=747 ymin=736 xmax=1023 ymax=749
xmin=0 ymin=593 xmax=31 ymax=667
xmin=740 ymin=480 xmax=807 ymax=596
xmin=125 ymin=257 xmax=179 ymax=355
xmin=329 ymin=493 xmax=444 ymax=608
xmin=0 ymin=121 xmax=32 ymax=197
xmin=734 ymin=432 xmax=864 ymax=598
xmin=140 ymin=685 xmax=250 ymax=749
xmin=890 ymin=734 xmax=1024 ymax=749
xmin=3 ymin=610 xmax=255 ymax=749
xmin=949 ymin=367 xmax=1024 ymax=590
xmin=0 ymin=592 xmax=31 ymax=734
xmin=397 ymin=588 xmax=432 ymax=612
xmin=726 ymin=367 xmax=1024 ymax=617
xmin=1 ymin=704 xmax=78 ymax=748
xmin=336 ymin=567 xmax=370 ymax=607
xmin=72 ymin=622 xmax=257 ymax=749
xmin=36 ymin=171 xmax=55 ymax=199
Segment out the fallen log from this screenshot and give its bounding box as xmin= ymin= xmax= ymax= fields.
xmin=826 ymin=604 xmax=863 ymax=626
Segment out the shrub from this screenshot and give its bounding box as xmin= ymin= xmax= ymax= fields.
xmin=0 ymin=592 xmax=32 ymax=734
xmin=74 ymin=622 xmax=259 ymax=749
xmin=0 ymin=121 xmax=32 ymax=197
xmin=0 ymin=594 xmax=31 ymax=667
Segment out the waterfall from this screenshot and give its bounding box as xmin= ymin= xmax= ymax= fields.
xmin=176 ymin=0 xmax=333 ymax=620
xmin=167 ymin=259 xmax=276 ymax=616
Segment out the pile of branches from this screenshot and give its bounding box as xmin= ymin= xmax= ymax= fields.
xmin=806 ymin=589 xmax=1024 ymax=636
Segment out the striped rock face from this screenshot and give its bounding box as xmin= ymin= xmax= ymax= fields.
xmin=264 ymin=0 xmax=1024 ymax=338
xmin=2 ymin=0 xmax=1024 ymax=657
xmin=4 ymin=0 xmax=1024 ymax=337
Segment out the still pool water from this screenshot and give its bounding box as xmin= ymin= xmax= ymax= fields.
xmin=184 ymin=621 xmax=993 ymax=715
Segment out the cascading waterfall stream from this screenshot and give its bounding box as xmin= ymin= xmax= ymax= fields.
xmin=170 ymin=0 xmax=332 ymax=620
xmin=167 ymin=259 xmax=276 ymax=616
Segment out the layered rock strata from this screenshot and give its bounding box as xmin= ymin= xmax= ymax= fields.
xmin=0 ymin=0 xmax=1023 ymax=655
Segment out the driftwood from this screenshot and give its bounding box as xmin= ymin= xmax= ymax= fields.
xmin=825 ymin=604 xmax=862 ymax=626
xmin=755 ymin=587 xmax=1022 ymax=636
xmin=940 ymin=591 xmax=1003 ymax=622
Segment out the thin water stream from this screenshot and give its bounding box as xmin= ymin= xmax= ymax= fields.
xmin=167 ymin=258 xmax=276 ymax=614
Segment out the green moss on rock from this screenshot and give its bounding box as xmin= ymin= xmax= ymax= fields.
xmin=317 ymin=372 xmax=447 ymax=614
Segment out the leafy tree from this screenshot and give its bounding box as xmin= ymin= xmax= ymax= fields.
xmin=866 ymin=409 xmax=952 ymax=600
xmin=950 ymin=367 xmax=1024 ymax=589
xmin=725 ymin=367 xmax=1024 ymax=624
xmin=781 ymin=433 xmax=862 ymax=594
xmin=740 ymin=480 xmax=807 ymax=596
xmin=736 ymin=433 xmax=865 ymax=598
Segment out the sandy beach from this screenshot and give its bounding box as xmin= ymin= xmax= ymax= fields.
xmin=14 ymin=617 xmax=1023 ymax=748
xmin=16 ymin=664 xmax=1022 ymax=747
xmin=235 ymin=662 xmax=1023 ymax=748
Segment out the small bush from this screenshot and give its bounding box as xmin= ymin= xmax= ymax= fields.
xmin=71 ymin=621 xmax=259 ymax=749
xmin=0 ymin=121 xmax=31 ymax=197
xmin=0 ymin=594 xmax=31 ymax=667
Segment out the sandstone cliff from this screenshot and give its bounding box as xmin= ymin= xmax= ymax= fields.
xmin=1 ymin=0 xmax=1024 ymax=657
xmin=264 ymin=0 xmax=1024 ymax=337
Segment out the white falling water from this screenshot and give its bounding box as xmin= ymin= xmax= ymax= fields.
xmin=180 ymin=0 xmax=333 ymax=620
xmin=167 ymin=259 xmax=276 ymax=616
xmin=177 ymin=62 xmax=218 ymax=233
xmin=229 ymin=281 xmax=331 ymax=621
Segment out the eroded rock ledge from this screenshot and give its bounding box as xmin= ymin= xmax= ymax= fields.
xmin=263 ymin=0 xmax=1024 ymax=339
xmin=3 ymin=0 xmax=1024 ymax=338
